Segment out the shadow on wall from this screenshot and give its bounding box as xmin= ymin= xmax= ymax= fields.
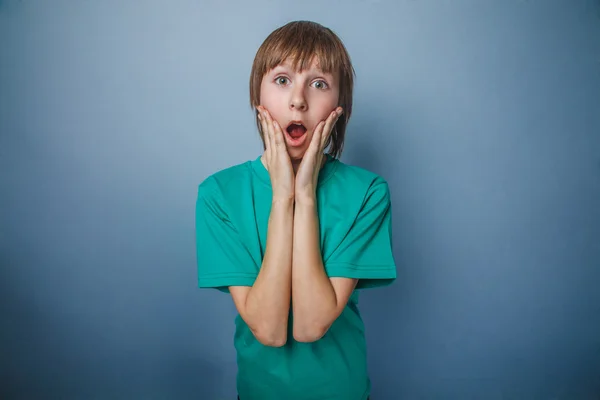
xmin=342 ymin=107 xmax=414 ymax=398
xmin=0 ymin=274 xmax=225 ymax=399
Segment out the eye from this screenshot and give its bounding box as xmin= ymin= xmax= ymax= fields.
xmin=311 ymin=80 xmax=329 ymax=90
xmin=274 ymin=76 xmax=289 ymax=86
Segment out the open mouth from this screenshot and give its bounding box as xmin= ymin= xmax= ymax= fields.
xmin=286 ymin=122 xmax=307 ymax=139
xmin=283 ymin=121 xmax=309 ymax=147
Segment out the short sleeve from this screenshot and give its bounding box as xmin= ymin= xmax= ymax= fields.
xmin=324 ymin=178 xmax=397 ymax=289
xmin=195 ymin=183 xmax=258 ymax=293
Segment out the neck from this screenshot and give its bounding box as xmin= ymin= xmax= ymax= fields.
xmin=291 ymin=154 xmax=328 ymax=175
xmin=292 ymin=160 xmax=301 ymax=175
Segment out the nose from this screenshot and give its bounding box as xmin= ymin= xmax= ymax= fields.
xmin=289 ymin=86 xmax=307 ymax=111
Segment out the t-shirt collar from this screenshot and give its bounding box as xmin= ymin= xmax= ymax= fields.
xmin=251 ymin=153 xmax=338 ymax=188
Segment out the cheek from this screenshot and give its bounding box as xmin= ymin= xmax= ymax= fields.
xmin=330 ymin=91 xmax=340 ymax=110
xmin=259 ymin=84 xmax=282 ymax=112
xmin=313 ymin=98 xmax=339 ymax=121
xmin=258 ymin=81 xmax=270 ymax=106
xmin=313 ymin=89 xmax=339 ymax=114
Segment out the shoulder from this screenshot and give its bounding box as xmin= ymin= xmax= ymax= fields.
xmin=331 ymin=159 xmax=390 ymax=200
xmin=197 ymin=160 xmax=254 ymax=200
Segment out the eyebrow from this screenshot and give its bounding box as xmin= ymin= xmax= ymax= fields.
xmin=272 ymin=63 xmax=331 ymax=77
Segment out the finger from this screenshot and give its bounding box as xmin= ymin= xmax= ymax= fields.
xmin=257 ymin=107 xmax=271 ymax=153
xmin=272 ymin=120 xmax=286 ymax=149
xmin=319 ymin=110 xmax=338 ymax=149
xmin=323 ymin=108 xmax=343 ymax=150
xmin=262 ymin=116 xmax=274 ymax=163
xmin=264 ymin=110 xmax=284 ymax=148
xmin=261 ymin=108 xmax=278 ymax=155
xmin=307 ymin=120 xmax=325 ymax=155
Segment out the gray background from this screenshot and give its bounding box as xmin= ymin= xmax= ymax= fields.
xmin=1 ymin=0 xmax=599 ymax=399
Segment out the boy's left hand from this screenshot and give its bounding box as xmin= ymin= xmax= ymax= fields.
xmin=295 ymin=107 xmax=343 ymax=202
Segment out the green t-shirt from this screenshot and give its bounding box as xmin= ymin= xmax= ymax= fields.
xmin=196 ymin=154 xmax=396 ymax=400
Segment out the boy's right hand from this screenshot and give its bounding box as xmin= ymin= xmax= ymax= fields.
xmin=257 ymin=106 xmax=295 ymax=202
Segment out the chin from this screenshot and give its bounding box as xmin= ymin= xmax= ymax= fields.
xmin=287 ymin=147 xmax=307 ymax=160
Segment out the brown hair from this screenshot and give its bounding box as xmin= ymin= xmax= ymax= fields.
xmin=249 ymin=21 xmax=355 ymax=159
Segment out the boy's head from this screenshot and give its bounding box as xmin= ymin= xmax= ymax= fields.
xmin=249 ymin=21 xmax=355 ymax=161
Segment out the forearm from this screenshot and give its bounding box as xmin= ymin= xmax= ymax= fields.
xmin=245 ymin=198 xmax=294 ymax=346
xmin=292 ymin=197 xmax=338 ymax=342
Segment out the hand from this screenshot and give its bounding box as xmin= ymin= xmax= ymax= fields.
xmin=257 ymin=106 xmax=295 ymax=202
xmin=295 ymin=107 xmax=343 ymax=202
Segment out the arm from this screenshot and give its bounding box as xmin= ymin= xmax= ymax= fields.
xmin=291 ymin=196 xmax=358 ymax=343
xmin=230 ymin=198 xmax=294 ymax=347
xmin=290 ymin=107 xmax=355 ymax=342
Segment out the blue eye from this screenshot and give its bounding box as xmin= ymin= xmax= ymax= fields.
xmin=312 ymin=80 xmax=328 ymax=90
xmin=275 ymin=76 xmax=289 ymax=85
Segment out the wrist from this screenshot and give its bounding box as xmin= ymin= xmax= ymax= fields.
xmin=272 ymin=196 xmax=295 ymax=208
xmin=294 ymin=193 xmax=317 ymax=208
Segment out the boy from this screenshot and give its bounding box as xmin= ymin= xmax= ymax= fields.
xmin=196 ymin=20 xmax=396 ymax=400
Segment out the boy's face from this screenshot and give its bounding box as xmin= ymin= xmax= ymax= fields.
xmin=259 ymin=57 xmax=340 ymax=162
